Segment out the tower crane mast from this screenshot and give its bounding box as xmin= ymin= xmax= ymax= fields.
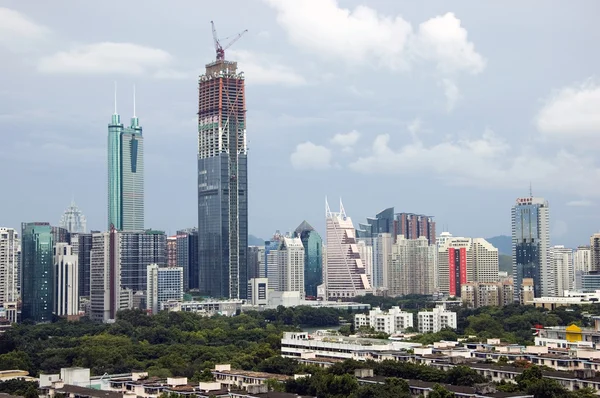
xmin=211 ymin=20 xmax=248 ymax=61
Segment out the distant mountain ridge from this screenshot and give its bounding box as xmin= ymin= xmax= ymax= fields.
xmin=248 ymin=234 xmax=265 ymax=246
xmin=486 ymin=235 xmax=511 ymax=255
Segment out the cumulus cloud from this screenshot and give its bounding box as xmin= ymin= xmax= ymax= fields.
xmin=38 ymin=42 xmax=174 ymax=75
xmin=0 ymin=7 xmax=50 ymax=52
xmin=536 ymin=79 xmax=600 ymax=139
xmin=290 ymin=142 xmax=332 ymax=170
xmin=330 ymin=130 xmax=360 ymax=152
xmin=263 ymin=0 xmax=485 ymax=75
xmin=442 ymin=79 xmax=461 ymax=112
xmin=229 ymin=49 xmax=306 ymax=86
xmin=348 ymin=128 xmax=600 ymax=197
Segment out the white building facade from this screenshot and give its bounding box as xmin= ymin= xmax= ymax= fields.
xmin=53 ymin=243 xmax=79 ymax=317
xmin=0 ymin=227 xmax=19 ymax=308
xmin=247 ymin=277 xmax=268 ymax=306
xmin=417 ymin=305 xmax=457 ymax=333
xmin=59 ymin=200 xmax=87 ymax=233
xmin=354 ymin=306 xmax=414 ymax=334
xmin=278 ymin=237 xmax=305 ymax=297
xmin=550 ymin=245 xmax=574 ymax=296
xmin=146 ymin=264 xmax=184 ymax=315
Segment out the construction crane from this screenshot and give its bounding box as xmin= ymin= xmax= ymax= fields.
xmin=211 ymin=20 xmax=248 ymax=61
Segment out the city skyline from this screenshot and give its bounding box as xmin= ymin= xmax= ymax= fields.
xmin=1 ymin=1 xmax=600 ymax=248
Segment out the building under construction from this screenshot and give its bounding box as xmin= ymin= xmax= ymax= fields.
xmin=197 ymin=22 xmax=248 ymax=299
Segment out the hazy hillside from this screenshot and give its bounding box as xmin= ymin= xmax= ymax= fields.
xmin=248 ymin=234 xmax=265 ymax=246
xmin=487 ymin=235 xmax=511 ymax=255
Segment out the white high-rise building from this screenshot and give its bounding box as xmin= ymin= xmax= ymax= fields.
xmin=438 ymin=237 xmax=499 ymax=296
xmin=389 ymin=236 xmax=436 ymax=296
xmin=550 ymin=245 xmax=573 ymax=297
xmin=53 ymin=243 xmax=79 ymax=317
xmin=0 ymin=228 xmax=19 ymax=307
xmin=147 ymin=264 xmax=183 ymax=314
xmin=512 ymin=196 xmax=550 ymax=300
xmin=278 ymin=237 xmax=305 ymax=297
xmin=355 ymin=306 xmax=414 ymax=334
xmin=59 ymin=200 xmax=87 ymax=233
xmin=417 ymin=305 xmax=457 ymax=333
xmin=373 ymin=233 xmax=392 ymax=290
xmin=356 ymin=240 xmax=373 ymax=286
xmin=574 ymin=246 xmax=592 ymax=273
xmin=325 ymin=199 xmax=371 ymax=299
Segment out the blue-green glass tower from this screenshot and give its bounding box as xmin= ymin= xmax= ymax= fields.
xmin=295 ymin=221 xmax=323 ymax=298
xmin=108 ymin=87 xmax=144 ymax=231
xmin=21 ymin=222 xmax=54 ymax=323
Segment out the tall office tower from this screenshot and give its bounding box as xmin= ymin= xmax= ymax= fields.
xmin=388 ymin=236 xmax=436 ymax=297
xmin=176 ymin=228 xmax=199 ymax=291
xmin=71 ymin=233 xmax=93 ymax=297
xmin=53 ymin=243 xmax=79 ymax=317
xmin=357 ymin=208 xmax=394 ymax=288
xmin=438 ymin=237 xmax=498 ymax=297
xmin=395 ymin=213 xmax=436 ymax=245
xmin=166 ymin=236 xmax=177 ymax=267
xmin=90 ymin=228 xmax=130 ymax=323
xmin=21 ymin=222 xmax=53 ymax=323
xmin=356 ymin=240 xmax=373 ymax=285
xmin=294 ymin=221 xmax=323 ymax=298
xmin=146 ymin=264 xmax=183 ymax=314
xmin=549 ymin=245 xmax=573 ymax=296
xmin=0 ymin=228 xmax=19 ymax=306
xmin=247 ymin=246 xmax=261 ymax=280
xmin=373 ymin=233 xmax=392 ymax=290
xmin=591 ymin=234 xmax=600 ymax=272
xmin=198 ymin=50 xmax=248 ymax=299
xmin=277 ymin=237 xmax=305 ymax=296
xmin=108 ymin=90 xmax=144 ymax=231
xmin=119 ymin=230 xmax=166 ymax=292
xmin=574 ymin=246 xmax=592 ymax=273
xmin=325 ymin=199 xmax=371 ymax=299
xmin=59 ymin=200 xmax=87 ymax=233
xmin=265 ymin=238 xmax=281 ymax=291
xmin=51 ymin=226 xmax=70 ymax=245
xmin=512 ymin=196 xmax=550 ymax=300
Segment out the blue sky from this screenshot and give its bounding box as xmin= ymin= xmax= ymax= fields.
xmin=1 ymin=0 xmax=599 ymax=246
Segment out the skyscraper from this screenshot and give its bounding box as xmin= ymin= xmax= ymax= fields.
xmin=108 ymin=88 xmax=144 ymax=231
xmin=53 ymin=243 xmax=79 ymax=317
xmin=59 ymin=200 xmax=87 ymax=233
xmin=119 ymin=230 xmax=166 ymax=293
xmin=71 ymin=233 xmax=93 ymax=298
xmin=357 ymin=208 xmax=394 ymax=289
xmin=176 ymin=228 xmax=199 ymax=291
xmin=277 ymin=237 xmax=305 ymax=297
xmin=395 ymin=213 xmax=436 ymax=245
xmin=549 ymin=245 xmax=573 ymax=296
xmin=325 ymin=199 xmax=371 ymax=299
xmin=0 ymin=228 xmax=19 ymax=307
xmin=198 ymin=52 xmax=248 ymax=299
xmin=512 ymin=196 xmax=550 ymax=300
xmin=389 ymin=236 xmax=436 ymax=297
xmin=294 ymin=221 xmax=323 ymax=298
xmin=21 ymin=222 xmax=54 ymax=323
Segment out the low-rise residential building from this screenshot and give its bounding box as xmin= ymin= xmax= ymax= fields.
xmin=354 ymin=306 xmax=414 ymax=334
xmin=461 ymin=279 xmax=514 ymax=308
xmin=162 ymin=299 xmax=243 ymax=316
xmin=417 ymin=305 xmax=457 ymax=333
xmin=211 ymin=364 xmax=290 ymax=391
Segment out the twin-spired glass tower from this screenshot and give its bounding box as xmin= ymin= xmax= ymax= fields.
xmin=197 ymin=56 xmax=248 ymax=299
xmin=108 ymin=91 xmax=144 ymax=231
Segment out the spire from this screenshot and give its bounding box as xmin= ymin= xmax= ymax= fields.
xmin=325 ymin=196 xmax=331 ymax=217
xmin=339 ymin=197 xmax=346 ymax=218
xmin=114 ymin=81 xmax=118 ymax=115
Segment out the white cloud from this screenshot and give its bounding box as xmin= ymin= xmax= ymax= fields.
xmin=290 ymin=142 xmax=332 ymax=170
xmin=331 ymin=130 xmax=360 ymax=151
xmin=348 ymin=129 xmax=600 ymax=197
xmin=536 ymin=79 xmax=600 ymax=139
xmin=567 ymin=199 xmax=593 ymax=207
xmin=38 ymin=42 xmax=174 ymax=75
xmin=229 ymin=49 xmax=306 ymax=86
xmin=0 ymin=7 xmax=50 ymax=52
xmin=442 ymin=79 xmax=461 ymax=112
xmin=263 ymin=0 xmax=485 ymax=75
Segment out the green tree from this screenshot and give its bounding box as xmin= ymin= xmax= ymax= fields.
xmin=445 ymin=365 xmax=486 ymax=386
xmin=429 ymin=383 xmax=455 ymax=398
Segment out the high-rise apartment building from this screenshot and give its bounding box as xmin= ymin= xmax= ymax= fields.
xmin=53 ymin=243 xmax=79 ymax=317
xmin=108 ymin=93 xmax=144 ymax=231
xmin=265 ymin=233 xmax=284 ymax=291
xmin=278 ymin=237 xmax=305 ymax=297
xmin=0 ymin=228 xmax=19 ymax=307
xmin=59 ymin=200 xmax=87 ymax=233
xmin=176 ymin=228 xmax=199 ymax=291
xmin=71 ymin=233 xmax=93 ymax=298
xmin=357 ymin=208 xmax=394 ymax=289
xmin=512 ymin=196 xmax=550 ymax=300
xmin=461 ymin=280 xmax=514 ymax=308
xmin=325 ymin=200 xmax=371 ymax=299
xmin=147 ymin=264 xmax=183 ymax=314
xmin=438 ymin=237 xmax=498 ymax=296
xmin=389 ymin=236 xmax=436 ymax=297
xmin=167 ymin=236 xmax=177 ymax=267
xmin=197 ymin=49 xmax=248 ymax=300
xmin=90 ymin=228 xmax=132 ymax=323
xmin=119 ymin=230 xmax=166 ymax=293
xmin=550 ymin=245 xmax=573 ymax=297
xmin=21 ymin=222 xmax=54 ymax=323
xmin=396 ymin=213 xmax=436 ymax=245
xmin=591 ymin=234 xmax=600 ymax=272
xmin=294 ymin=221 xmax=323 ymax=298
xmin=574 ymin=246 xmax=592 ymax=273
